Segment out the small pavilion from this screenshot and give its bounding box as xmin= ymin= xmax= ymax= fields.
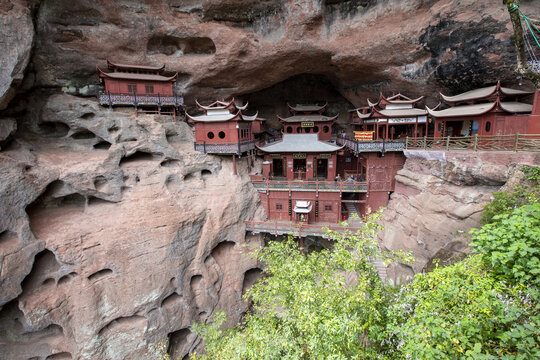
xmin=187 ymin=99 xmax=262 ymax=174
xmin=97 ymin=59 xmax=183 ymax=118
xmin=427 ymin=82 xmax=535 ymax=137
xmin=350 ymin=93 xmax=428 ymax=140
xmin=279 ymin=103 xmax=337 ymax=141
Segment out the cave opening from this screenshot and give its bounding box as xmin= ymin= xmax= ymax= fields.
xmin=240 ymin=73 xmax=354 ymax=130
xmin=167 ymin=328 xmax=191 ymax=358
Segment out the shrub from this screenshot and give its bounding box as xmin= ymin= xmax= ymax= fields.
xmin=481 ymin=165 xmax=539 ymax=224
xmin=385 ymin=255 xmax=540 ymax=359
xmin=472 ymin=203 xmax=540 ymax=287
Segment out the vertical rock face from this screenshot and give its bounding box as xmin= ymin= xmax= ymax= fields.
xmin=0 ymin=0 xmax=34 ymax=110
xmin=0 ymin=94 xmax=265 ymax=359
xmin=380 ymin=151 xmax=540 ymax=285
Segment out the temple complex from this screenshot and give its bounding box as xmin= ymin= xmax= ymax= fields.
xmin=97 ymin=59 xmax=183 ymax=118
xmin=187 ymin=99 xmax=262 ymax=174
xmin=183 ymin=84 xmax=539 ymax=236
xmin=427 ymin=82 xmax=537 ymax=137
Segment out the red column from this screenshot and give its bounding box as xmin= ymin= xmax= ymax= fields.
xmin=532 ymin=89 xmax=540 ymax=115
xmin=232 ymin=155 xmax=237 ymax=175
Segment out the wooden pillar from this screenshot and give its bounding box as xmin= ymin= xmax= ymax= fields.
xmin=299 ymin=237 xmax=304 ymax=254
xmin=385 ymin=122 xmax=389 ymax=140
xmin=414 ymin=117 xmax=418 ymax=138
xmin=232 ymin=155 xmax=237 ymax=175
xmin=376 ymin=123 xmax=379 ymax=139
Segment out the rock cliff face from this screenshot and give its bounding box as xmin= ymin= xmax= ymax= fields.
xmin=0 ymin=94 xmax=265 ymax=359
xmin=2 ymin=0 xmax=539 ymax=118
xmin=1 ymin=0 xmax=540 ymax=358
xmin=380 ymin=151 xmax=540 ymax=285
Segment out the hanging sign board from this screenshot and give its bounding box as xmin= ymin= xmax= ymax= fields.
xmin=301 ymin=122 xmax=314 ymax=128
xmin=293 ymin=153 xmax=307 ymax=159
xmin=354 ymin=131 xmax=374 ymax=141
xmin=318 ymin=153 xmax=332 ymax=159
xmin=269 ymin=154 xmax=281 ymax=159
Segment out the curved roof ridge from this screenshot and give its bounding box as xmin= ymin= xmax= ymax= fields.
xmin=106 ymin=59 xmax=165 ymax=71
xmin=426 ymin=102 xmax=497 ymax=118
xmin=440 ymin=85 xmax=497 ymax=103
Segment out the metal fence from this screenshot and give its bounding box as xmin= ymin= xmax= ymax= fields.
xmin=404 ymin=134 xmax=540 ymax=152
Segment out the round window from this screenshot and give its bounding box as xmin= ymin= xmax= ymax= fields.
xmin=218 ymin=131 xmax=226 ymax=139
xmin=286 ymin=126 xmax=293 ymax=133
xmin=313 ymin=126 xmax=319 ymax=133
xmin=207 ymin=131 xmax=215 ymax=139
xmin=323 ymin=126 xmax=329 ymax=133
xmin=485 ymin=121 xmax=491 ymax=132
xmin=305 ymin=127 xmax=311 ymax=133
xmin=296 ymin=127 xmax=302 ymax=133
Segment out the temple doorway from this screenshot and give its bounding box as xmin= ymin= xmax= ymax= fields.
xmin=272 ymin=158 xmax=284 ymax=178
xmin=293 ymin=158 xmax=306 ymax=180
xmin=315 ymin=158 xmax=328 ymax=179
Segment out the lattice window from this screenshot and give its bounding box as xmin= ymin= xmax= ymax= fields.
xmin=127 ymin=84 xmax=137 ymax=93
xmin=145 ymin=85 xmax=154 ymax=94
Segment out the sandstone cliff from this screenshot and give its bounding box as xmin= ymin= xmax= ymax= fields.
xmin=0 ymin=94 xmax=265 ymax=359
xmin=381 ymin=150 xmax=540 ymax=285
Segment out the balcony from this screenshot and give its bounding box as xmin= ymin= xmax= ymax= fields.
xmin=336 ymin=137 xmax=406 ymax=154
xmin=244 ymin=220 xmax=363 ymax=238
xmin=98 ymin=92 xmax=184 ymax=107
xmin=251 ymin=179 xmax=367 ymax=193
xmin=194 ymin=140 xmax=257 ymax=155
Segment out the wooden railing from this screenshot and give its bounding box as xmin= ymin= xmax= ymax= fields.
xmin=98 ymin=92 xmax=184 ymax=107
xmin=194 ymin=140 xmax=257 ymax=155
xmin=251 ymin=179 xmax=368 ymax=193
xmin=244 ymin=220 xmax=363 ymax=237
xmin=404 ymin=134 xmax=540 ymax=152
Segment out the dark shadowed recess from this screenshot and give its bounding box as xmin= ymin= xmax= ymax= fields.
xmin=147 ymin=35 xmax=216 ymax=56
xmin=240 ymin=73 xmax=354 ymax=128
xmin=167 ymin=328 xmax=191 ymax=359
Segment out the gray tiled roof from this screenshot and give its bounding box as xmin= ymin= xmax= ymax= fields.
xmin=279 ymin=115 xmax=337 ymax=122
xmin=257 ymin=134 xmax=343 ymax=153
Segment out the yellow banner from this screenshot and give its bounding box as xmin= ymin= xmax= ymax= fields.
xmin=354 ymin=131 xmax=374 ymax=141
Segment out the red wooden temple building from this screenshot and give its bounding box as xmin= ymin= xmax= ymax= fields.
xmin=97 ymin=59 xmax=183 ymax=118
xmin=427 ymin=82 xmax=538 ymax=137
xmin=188 ymin=99 xmax=262 ymax=174
xmin=254 ymin=104 xmax=359 ymax=224
xmin=280 ymin=103 xmax=336 ymax=141
xmin=350 ymin=93 xmax=428 ymax=140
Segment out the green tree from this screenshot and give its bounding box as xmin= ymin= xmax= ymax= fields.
xmin=191 ymin=211 xmax=412 ymax=360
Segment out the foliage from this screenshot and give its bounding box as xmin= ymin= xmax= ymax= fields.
xmin=190 ymin=210 xmax=412 ymax=360
xmin=385 ymin=255 xmax=540 ymax=360
xmin=472 ymin=203 xmax=540 ymax=287
xmin=481 ymin=165 xmax=539 ymax=224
